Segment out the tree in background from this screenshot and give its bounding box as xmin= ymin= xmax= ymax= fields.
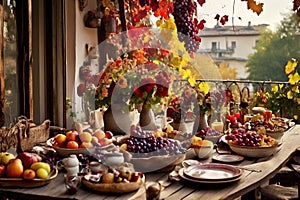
xmin=246 ymin=13 xmax=300 ymax=81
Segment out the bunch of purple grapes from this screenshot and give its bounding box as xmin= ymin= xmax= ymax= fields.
xmin=173 ymin=0 xmax=200 ymax=53
xmin=126 ymin=126 xmax=186 ymax=157
xmin=195 ymin=127 xmax=220 ymax=139
xmin=225 ymin=129 xmax=263 ymax=147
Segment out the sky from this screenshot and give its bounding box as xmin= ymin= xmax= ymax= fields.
xmin=198 ymin=0 xmax=294 ymax=31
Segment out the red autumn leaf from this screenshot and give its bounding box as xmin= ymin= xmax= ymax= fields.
xmin=197 ymin=19 xmax=206 ymax=30
xmin=197 ymin=0 xmax=206 ymax=6
xmin=247 ymin=0 xmax=264 ymax=16
xmin=133 ymin=8 xmax=149 ymax=22
xmin=214 ymin=14 xmax=220 ymax=20
xmin=220 ymin=15 xmax=229 ymax=25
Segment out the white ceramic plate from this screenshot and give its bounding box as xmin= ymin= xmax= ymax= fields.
xmin=212 ymin=154 xmax=244 ymax=163
xmin=183 ymin=163 xmax=242 ymax=181
xmin=178 ymin=168 xmax=242 ymax=184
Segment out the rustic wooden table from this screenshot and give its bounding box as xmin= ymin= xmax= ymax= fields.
xmin=0 ymin=125 xmax=300 ymax=200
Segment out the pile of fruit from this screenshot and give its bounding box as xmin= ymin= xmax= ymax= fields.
xmin=50 ymin=129 xmax=114 ymax=149
xmin=225 ymin=128 xmax=277 ymax=147
xmin=0 ymin=151 xmax=52 ymax=179
xmin=84 ymin=165 xmax=143 ymax=184
xmin=191 ymin=135 xmax=214 ymax=148
xmin=119 ymin=125 xmax=187 ymax=158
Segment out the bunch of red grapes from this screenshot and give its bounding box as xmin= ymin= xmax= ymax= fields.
xmin=173 ymin=0 xmax=200 ymax=53
xmin=225 ymin=129 xmax=264 ymax=147
xmin=126 ymin=126 xmax=187 ymax=158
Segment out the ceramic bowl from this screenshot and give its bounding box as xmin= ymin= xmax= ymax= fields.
xmin=193 ymin=145 xmax=214 ymax=159
xmin=102 ymin=152 xmax=125 ymax=167
xmin=228 ymin=142 xmax=278 ymax=158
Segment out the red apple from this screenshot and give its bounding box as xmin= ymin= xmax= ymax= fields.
xmin=17 ymin=152 xmax=38 ymax=169
xmin=0 ymin=164 xmax=5 ymax=177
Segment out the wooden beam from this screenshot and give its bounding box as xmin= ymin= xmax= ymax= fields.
xmin=0 ymin=5 xmax=5 ymax=127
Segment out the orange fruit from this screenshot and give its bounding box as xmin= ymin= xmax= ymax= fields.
xmin=23 ymin=169 xmax=36 ymax=180
xmin=66 ymin=141 xmax=79 ymax=149
xmin=66 ymin=131 xmax=77 ymax=141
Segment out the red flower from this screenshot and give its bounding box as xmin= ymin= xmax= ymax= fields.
xmin=144 ymin=61 xmax=159 ymax=71
xmin=156 ymin=84 xmax=169 ymax=97
xmin=77 ymin=83 xmax=86 ymax=97
xmin=133 ymin=86 xmax=144 ymax=98
xmin=140 ymin=78 xmax=155 ymax=93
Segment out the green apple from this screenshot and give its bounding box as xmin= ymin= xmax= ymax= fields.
xmin=1 ymin=153 xmax=15 ymax=165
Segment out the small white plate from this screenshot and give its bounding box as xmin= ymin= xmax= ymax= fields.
xmin=212 ymin=154 xmax=244 ymax=163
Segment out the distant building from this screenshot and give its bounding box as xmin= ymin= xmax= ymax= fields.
xmin=197 ymin=22 xmax=269 ymax=79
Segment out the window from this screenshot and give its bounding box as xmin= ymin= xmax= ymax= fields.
xmin=231 ymin=41 xmax=236 ymax=49
xmin=212 ymin=42 xmax=217 ymax=51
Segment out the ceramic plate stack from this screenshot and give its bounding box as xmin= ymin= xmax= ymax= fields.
xmin=179 ymin=163 xmax=243 ymax=184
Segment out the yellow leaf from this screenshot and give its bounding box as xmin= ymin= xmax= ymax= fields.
xmin=285 ymin=59 xmax=298 ymax=74
xmin=297 ymin=98 xmax=300 ymax=104
xmin=287 ymin=91 xmax=293 ymax=99
xmin=271 ymin=85 xmax=278 ymax=93
xmin=279 ymin=84 xmax=284 ymax=89
xmin=288 ymin=72 xmax=300 ymax=85
xmin=198 ymin=82 xmax=209 ymax=95
xmin=171 ymin=56 xmax=182 ymax=67
xmin=182 ymin=69 xmax=191 ymax=79
xmin=188 ymin=77 xmax=196 ymax=87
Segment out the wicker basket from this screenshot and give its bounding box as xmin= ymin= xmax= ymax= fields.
xmin=0 ymin=117 xmax=51 ymax=152
xmin=17 ymin=118 xmax=51 ymax=152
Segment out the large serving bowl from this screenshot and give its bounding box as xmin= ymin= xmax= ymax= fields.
xmin=228 ymin=142 xmax=279 ymax=158
xmin=129 ymin=153 xmax=186 ymax=173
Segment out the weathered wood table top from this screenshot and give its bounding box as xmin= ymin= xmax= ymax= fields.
xmin=1 ymin=125 xmax=300 ymax=200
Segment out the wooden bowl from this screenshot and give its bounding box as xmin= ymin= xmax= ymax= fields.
xmin=81 ymin=174 xmax=145 ymax=193
xmin=228 ymin=142 xmax=278 ymax=158
xmin=0 ymin=167 xmax=58 ymax=188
